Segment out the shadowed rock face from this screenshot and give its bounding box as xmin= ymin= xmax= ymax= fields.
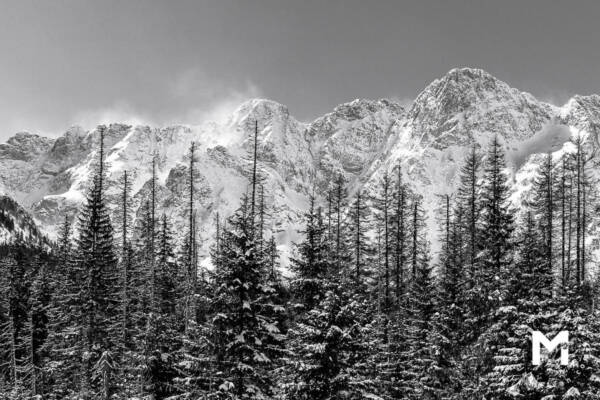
xmin=0 ymin=132 xmax=54 ymax=161
xmin=308 ymin=99 xmax=405 ymax=188
xmin=1 ymin=68 xmax=599 ymax=266
xmin=0 ymin=195 xmax=49 ymax=246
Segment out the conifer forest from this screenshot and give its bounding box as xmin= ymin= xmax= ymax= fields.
xmin=2 ymin=124 xmax=600 ymax=400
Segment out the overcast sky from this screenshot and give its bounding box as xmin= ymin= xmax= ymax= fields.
xmin=1 ymin=0 xmax=599 ymax=140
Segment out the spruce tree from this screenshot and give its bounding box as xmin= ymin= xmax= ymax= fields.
xmin=332 ymin=175 xmax=349 ymax=275
xmin=395 ymin=196 xmax=438 ymax=399
xmin=286 ymin=287 xmax=370 ymax=400
xmin=210 ymin=194 xmax=285 ymax=399
xmin=529 ymin=153 xmax=557 ymax=284
xmin=182 ymin=142 xmax=198 ymax=338
xmin=73 ymin=125 xmax=119 ymax=397
xmin=44 ymin=216 xmax=82 ymax=397
xmin=391 ymin=163 xmax=409 ymax=307
xmin=286 ymin=197 xmax=373 ymax=399
xmin=28 ymin=261 xmax=51 ymax=396
xmin=290 ymin=196 xmax=330 ymax=311
xmin=372 ymin=172 xmax=393 ymax=338
xmin=475 ymin=136 xmax=514 ymax=328
xmin=142 ymin=214 xmax=179 ymax=398
xmin=114 ymin=170 xmax=139 ymax=395
xmin=346 ymin=189 xmax=372 ymax=286
xmin=429 ymin=201 xmax=466 ymax=397
xmin=478 ymin=212 xmax=548 ymax=399
xmin=0 ymin=254 xmax=28 ymax=397
xmin=457 ymin=146 xmax=482 ymax=283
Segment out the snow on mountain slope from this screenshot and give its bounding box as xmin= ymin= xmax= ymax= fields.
xmin=307 ymin=98 xmax=405 ymax=191
xmin=0 ymin=132 xmax=55 ymax=205
xmin=405 ymin=68 xmax=557 ymax=147
xmin=1 ymin=67 xmax=598 ymax=266
xmin=0 ymin=195 xmax=49 ymax=246
xmin=7 ymin=99 xmax=313 ymax=267
xmin=354 ymin=68 xmax=565 ymax=254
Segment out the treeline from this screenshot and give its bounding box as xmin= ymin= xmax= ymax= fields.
xmin=1 ymin=126 xmax=600 ymax=399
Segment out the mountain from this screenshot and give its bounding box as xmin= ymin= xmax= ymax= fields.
xmin=0 ymin=195 xmax=49 ymax=246
xmin=2 ymin=67 xmax=599 ymax=266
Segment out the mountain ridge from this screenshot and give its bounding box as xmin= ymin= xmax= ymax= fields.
xmin=2 ymin=67 xmax=599 ymax=265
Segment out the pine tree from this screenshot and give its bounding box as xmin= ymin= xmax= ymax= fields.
xmin=429 ymin=200 xmax=466 ymax=397
xmin=332 ymin=175 xmax=349 ymax=275
xmin=142 ymin=214 xmax=180 ymax=398
xmin=28 ymin=261 xmax=51 ymax=396
xmin=290 ymin=196 xmax=330 ymax=311
xmin=391 ymin=162 xmax=409 ymax=307
xmin=0 ymin=254 xmax=26 ymax=397
xmin=437 ymin=198 xmax=465 ymax=330
xmin=372 ymin=172 xmax=393 ymax=336
xmin=457 ymin=146 xmax=482 ymax=283
xmin=477 ymin=212 xmax=548 ymax=399
xmin=73 ymin=125 xmax=119 ymax=397
xmin=286 ymin=198 xmax=373 ymax=399
xmin=568 ymin=135 xmax=593 ymax=285
xmin=529 ymin=153 xmax=557 ymax=279
xmin=194 ymin=121 xmax=285 ymax=399
xmin=44 ymin=216 xmax=82 ymax=397
xmin=210 ymin=194 xmax=285 ymax=399
xmin=395 ymin=196 xmax=438 ymax=399
xmin=559 ymin=156 xmax=570 ymax=287
xmin=475 ymin=136 xmax=514 ymax=329
xmin=286 ymin=287 xmax=370 ymax=400
xmin=182 ymin=142 xmax=198 ymax=338
xmin=346 ymin=189 xmax=372 ymax=286
xmin=132 ymin=200 xmax=157 ymax=395
xmin=113 ymin=170 xmax=140 ymax=396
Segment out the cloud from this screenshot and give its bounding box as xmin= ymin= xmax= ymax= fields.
xmin=508 ymin=124 xmax=572 ymax=168
xmin=0 ymin=67 xmax=263 ymax=141
xmin=179 ymin=83 xmax=262 ymax=125
xmin=167 ymin=67 xmax=262 ymax=124
xmin=0 ymin=115 xmax=56 ymax=140
xmin=68 ymin=68 xmax=262 ymax=131
xmin=388 ymin=96 xmax=414 ymax=109
xmin=70 ymin=101 xmax=153 ymax=130
xmin=168 ymin=68 xmax=223 ymax=100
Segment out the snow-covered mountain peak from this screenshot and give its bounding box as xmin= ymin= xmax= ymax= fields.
xmin=326 ymin=98 xmax=404 ymax=123
xmin=229 ymin=98 xmax=292 ymax=129
xmin=417 ymin=67 xmax=509 ymax=102
xmin=559 ymin=94 xmax=600 ymax=133
xmin=0 ymin=132 xmax=54 ymax=161
xmin=222 ymin=98 xmax=308 ymax=159
xmin=405 ymin=67 xmax=556 ymax=149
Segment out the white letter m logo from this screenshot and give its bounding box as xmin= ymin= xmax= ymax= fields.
xmin=532 ymin=331 xmax=569 ymax=366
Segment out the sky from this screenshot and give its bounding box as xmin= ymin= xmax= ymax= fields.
xmin=1 ymin=0 xmax=600 ymax=140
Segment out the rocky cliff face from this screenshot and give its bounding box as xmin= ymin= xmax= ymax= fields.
xmin=0 ymin=195 xmax=49 ymax=246
xmin=2 ymin=67 xmax=599 ymax=265
xmin=405 ymin=68 xmax=557 ymax=147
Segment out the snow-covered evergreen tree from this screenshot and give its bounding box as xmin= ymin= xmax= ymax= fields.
xmin=209 ymin=194 xmax=285 ymax=399
xmin=72 ymin=126 xmax=119 ymax=397
xmin=394 ymin=196 xmax=438 ymax=399
xmin=290 ymin=196 xmax=330 ymax=312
